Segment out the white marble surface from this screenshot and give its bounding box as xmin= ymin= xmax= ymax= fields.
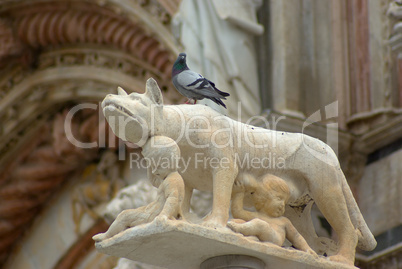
xmin=94 ymin=219 xmax=356 ymax=269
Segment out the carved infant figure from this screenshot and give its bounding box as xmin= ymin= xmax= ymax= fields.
xmin=93 ymin=136 xmax=185 ymax=241
xmin=228 ymin=174 xmax=317 ymax=257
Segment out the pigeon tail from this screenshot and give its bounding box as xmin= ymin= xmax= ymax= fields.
xmin=214 ymin=87 xmax=230 ymax=97
xmin=209 ymin=97 xmax=227 ymax=108
xmin=207 ymin=79 xmax=230 ymax=97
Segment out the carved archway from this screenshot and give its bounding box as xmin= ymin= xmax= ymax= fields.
xmin=0 ymin=0 xmax=182 ymax=267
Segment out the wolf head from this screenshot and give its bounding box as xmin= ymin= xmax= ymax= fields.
xmin=102 ymin=78 xmax=163 ymax=146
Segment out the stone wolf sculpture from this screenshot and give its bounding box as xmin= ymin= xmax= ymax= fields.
xmin=102 ymin=78 xmax=376 ymax=265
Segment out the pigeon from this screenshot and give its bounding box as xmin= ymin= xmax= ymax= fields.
xmin=172 ymin=53 xmax=230 ymax=108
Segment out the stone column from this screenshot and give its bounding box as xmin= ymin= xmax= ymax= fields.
xmin=269 ymin=0 xmax=303 ymax=117
xmin=368 ymin=0 xmax=393 ymax=110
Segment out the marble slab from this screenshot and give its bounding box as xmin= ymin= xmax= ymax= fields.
xmin=94 ymin=219 xmax=356 ymax=269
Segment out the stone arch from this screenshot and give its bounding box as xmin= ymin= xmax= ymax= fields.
xmin=0 ymin=0 xmax=182 ymax=266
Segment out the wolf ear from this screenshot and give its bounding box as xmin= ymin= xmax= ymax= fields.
xmin=145 ymin=78 xmax=163 ymax=105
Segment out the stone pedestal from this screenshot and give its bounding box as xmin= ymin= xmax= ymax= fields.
xmin=94 ymin=219 xmax=357 ymax=269
xmin=200 ymin=255 xmax=265 ymax=269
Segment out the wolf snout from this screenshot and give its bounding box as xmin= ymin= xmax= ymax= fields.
xmin=101 ymin=96 xmax=114 ymax=109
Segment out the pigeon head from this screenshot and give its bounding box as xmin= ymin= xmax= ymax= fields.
xmin=172 ymin=53 xmax=189 ymax=77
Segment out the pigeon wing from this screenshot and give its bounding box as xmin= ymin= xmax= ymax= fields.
xmin=176 ymin=70 xmax=204 ymax=89
xmin=177 ymin=70 xmax=225 ymax=99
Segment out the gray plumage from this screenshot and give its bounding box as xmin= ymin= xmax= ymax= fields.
xmin=172 ymin=53 xmax=230 ymax=108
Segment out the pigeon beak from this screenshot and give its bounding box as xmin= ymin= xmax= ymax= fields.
xmin=117 ymin=87 xmax=128 ymax=96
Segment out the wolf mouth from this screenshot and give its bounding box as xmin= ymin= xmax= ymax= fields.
xmin=103 ymin=101 xmax=135 ymax=118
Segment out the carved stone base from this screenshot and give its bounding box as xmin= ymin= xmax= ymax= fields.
xmin=94 ymin=220 xmax=357 ymax=269
xmin=200 ymin=255 xmax=265 ymax=269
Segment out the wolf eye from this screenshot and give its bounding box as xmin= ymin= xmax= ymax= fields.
xmin=129 ymin=94 xmax=146 ymax=105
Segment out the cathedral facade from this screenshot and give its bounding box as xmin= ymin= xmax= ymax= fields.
xmin=0 ymin=1 xmax=400 ymax=268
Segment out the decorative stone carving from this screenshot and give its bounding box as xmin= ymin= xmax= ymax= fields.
xmin=0 ymin=1 xmax=176 ymax=75
xmin=103 ymin=170 xmax=213 ymax=225
xmin=93 ymin=136 xmax=186 ymax=242
xmin=138 ymin=0 xmax=172 ymax=24
xmin=72 ymin=150 xmax=124 ymax=234
xmin=0 ymin=108 xmax=107 ymax=265
xmin=104 ymin=179 xmax=158 ymax=223
xmin=388 ymin=0 xmax=402 ymax=52
xmin=227 ymin=174 xmax=317 ymax=257
xmin=0 ymin=19 xmax=25 ymax=66
xmin=0 ymin=46 xmax=184 ymax=169
xmin=0 ymin=0 xmax=183 ymax=167
xmin=95 ymin=78 xmax=376 ymax=267
xmin=0 ymin=1 xmax=182 ymax=266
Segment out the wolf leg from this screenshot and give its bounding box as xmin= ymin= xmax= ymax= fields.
xmin=182 ymin=185 xmax=193 ymax=214
xmin=203 ymin=167 xmax=238 ymax=228
xmin=307 ymin=166 xmax=358 ymax=265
